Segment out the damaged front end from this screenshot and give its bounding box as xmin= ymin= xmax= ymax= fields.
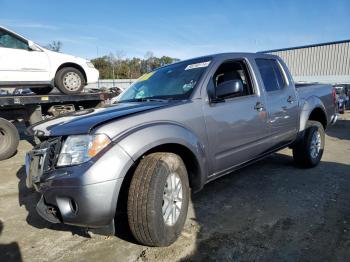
xmin=25 ymin=137 xmax=62 ymax=190
xmin=25 ymin=137 xmax=63 ymax=223
xmin=24 ymin=132 xmax=133 ymax=232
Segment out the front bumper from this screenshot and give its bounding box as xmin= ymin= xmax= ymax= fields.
xmin=85 ymin=67 xmax=99 ymax=84
xmin=25 ymin=140 xmax=134 ymax=228
xmin=35 ymin=179 xmax=122 ymax=227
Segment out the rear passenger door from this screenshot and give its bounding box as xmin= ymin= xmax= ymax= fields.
xmin=255 ymin=58 xmax=298 ymax=145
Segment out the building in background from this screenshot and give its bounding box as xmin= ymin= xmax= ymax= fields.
xmin=261 ymin=39 xmax=350 ymax=87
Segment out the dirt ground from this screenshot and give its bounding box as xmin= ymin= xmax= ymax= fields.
xmin=0 ymin=112 xmax=349 ymax=262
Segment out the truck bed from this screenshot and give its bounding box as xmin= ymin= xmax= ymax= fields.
xmin=295 ymin=83 xmax=335 ymax=125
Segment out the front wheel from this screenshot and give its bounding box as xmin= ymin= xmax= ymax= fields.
xmin=292 ymin=120 xmax=325 ymax=168
xmin=127 ymin=152 xmax=190 ymax=247
xmin=55 ymin=67 xmax=85 ymax=94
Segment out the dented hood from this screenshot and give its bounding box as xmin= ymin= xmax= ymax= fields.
xmin=28 ymin=102 xmax=172 ymax=137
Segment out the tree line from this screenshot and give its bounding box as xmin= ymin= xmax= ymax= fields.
xmin=90 ymin=51 xmax=180 ymax=79
xmin=44 ymin=41 xmax=180 ymax=80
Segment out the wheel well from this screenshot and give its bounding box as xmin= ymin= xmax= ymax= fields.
xmin=114 ymin=143 xmax=202 ymax=231
xmin=144 ymin=143 xmax=202 ymax=191
xmin=55 ymin=63 xmax=87 ymax=83
xmin=118 ymin=143 xmax=202 ymax=200
xmin=308 ymin=108 xmax=327 ymax=129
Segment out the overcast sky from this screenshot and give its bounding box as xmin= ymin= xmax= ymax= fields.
xmin=1 ymin=0 xmax=349 ymax=60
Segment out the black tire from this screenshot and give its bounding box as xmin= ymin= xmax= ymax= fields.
xmin=0 ymin=118 xmax=20 ymax=161
xmin=292 ymin=120 xmax=325 ymax=168
xmin=55 ymin=67 xmax=85 ymax=95
xmin=30 ymin=86 xmax=53 ymax=95
xmin=127 ymin=152 xmax=189 ymax=247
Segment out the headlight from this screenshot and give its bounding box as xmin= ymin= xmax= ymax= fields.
xmin=86 ymin=61 xmax=95 ymax=68
xmin=57 ymin=134 xmax=111 ymax=167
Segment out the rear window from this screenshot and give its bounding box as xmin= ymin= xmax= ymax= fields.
xmin=255 ymin=59 xmax=286 ymax=92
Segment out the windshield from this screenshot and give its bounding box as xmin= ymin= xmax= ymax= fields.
xmin=118 ymin=57 xmax=211 ymax=102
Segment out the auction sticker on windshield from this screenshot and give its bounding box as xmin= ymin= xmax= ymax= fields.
xmin=185 ymin=61 xmax=211 ymax=70
xmin=137 ymin=72 xmax=155 ymax=82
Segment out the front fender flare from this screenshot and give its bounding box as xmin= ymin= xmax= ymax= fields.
xmin=116 ymin=122 xmax=208 ymax=189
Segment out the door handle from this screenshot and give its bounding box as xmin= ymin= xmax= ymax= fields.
xmin=287 ymin=96 xmax=294 ymax=103
xmin=254 ymin=102 xmax=264 ymax=111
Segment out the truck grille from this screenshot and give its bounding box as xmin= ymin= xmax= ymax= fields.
xmin=34 ymin=137 xmax=62 ymax=172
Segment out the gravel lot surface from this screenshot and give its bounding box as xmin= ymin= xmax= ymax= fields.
xmin=0 ymin=112 xmax=349 ymax=262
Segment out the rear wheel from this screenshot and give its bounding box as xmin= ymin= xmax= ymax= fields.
xmin=0 ymin=118 xmax=19 ymax=160
xmin=127 ymin=152 xmax=189 ymax=246
xmin=292 ymin=120 xmax=325 ymax=168
xmin=55 ymin=67 xmax=85 ymax=94
xmin=30 ymin=86 xmax=53 ymax=95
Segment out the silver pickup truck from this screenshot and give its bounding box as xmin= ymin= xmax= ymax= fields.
xmin=25 ymin=53 xmax=337 ymax=247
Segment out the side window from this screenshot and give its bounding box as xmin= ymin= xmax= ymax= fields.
xmin=255 ymin=59 xmax=286 ymax=92
xmin=213 ymin=60 xmax=254 ymax=99
xmin=0 ymin=29 xmax=29 ymax=50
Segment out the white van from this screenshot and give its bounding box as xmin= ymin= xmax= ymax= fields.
xmin=0 ymin=26 xmax=99 ymax=94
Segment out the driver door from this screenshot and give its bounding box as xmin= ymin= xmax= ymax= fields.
xmin=203 ymin=59 xmax=271 ymax=175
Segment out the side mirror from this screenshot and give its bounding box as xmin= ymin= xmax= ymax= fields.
xmin=28 ymin=40 xmax=42 ymax=51
xmin=216 ymin=79 xmax=243 ymax=98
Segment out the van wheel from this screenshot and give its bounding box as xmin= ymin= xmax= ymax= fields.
xmin=293 ymin=120 xmax=325 ymax=168
xmin=127 ymin=152 xmax=189 ymax=247
xmin=55 ymin=67 xmax=85 ymax=94
xmin=0 ymin=118 xmax=19 ymax=160
xmin=30 ymin=86 xmax=53 ymax=95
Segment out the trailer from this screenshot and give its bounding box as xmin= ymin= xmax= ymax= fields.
xmin=0 ymin=91 xmax=118 ymax=160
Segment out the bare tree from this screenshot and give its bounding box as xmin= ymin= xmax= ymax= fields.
xmin=115 ymin=50 xmax=126 ymax=79
xmin=107 ymin=52 xmax=116 ymax=82
xmin=116 ymin=50 xmax=126 ymax=61
xmin=45 ymin=41 xmax=63 ymax=52
xmin=144 ymin=51 xmax=154 ymax=60
xmin=144 ymin=51 xmax=155 ymax=72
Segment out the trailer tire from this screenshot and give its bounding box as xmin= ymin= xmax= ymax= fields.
xmin=0 ymin=118 xmax=19 ymax=161
xmin=30 ymin=86 xmax=53 ymax=95
xmin=292 ymin=120 xmax=325 ymax=168
xmin=55 ymin=67 xmax=85 ymax=95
